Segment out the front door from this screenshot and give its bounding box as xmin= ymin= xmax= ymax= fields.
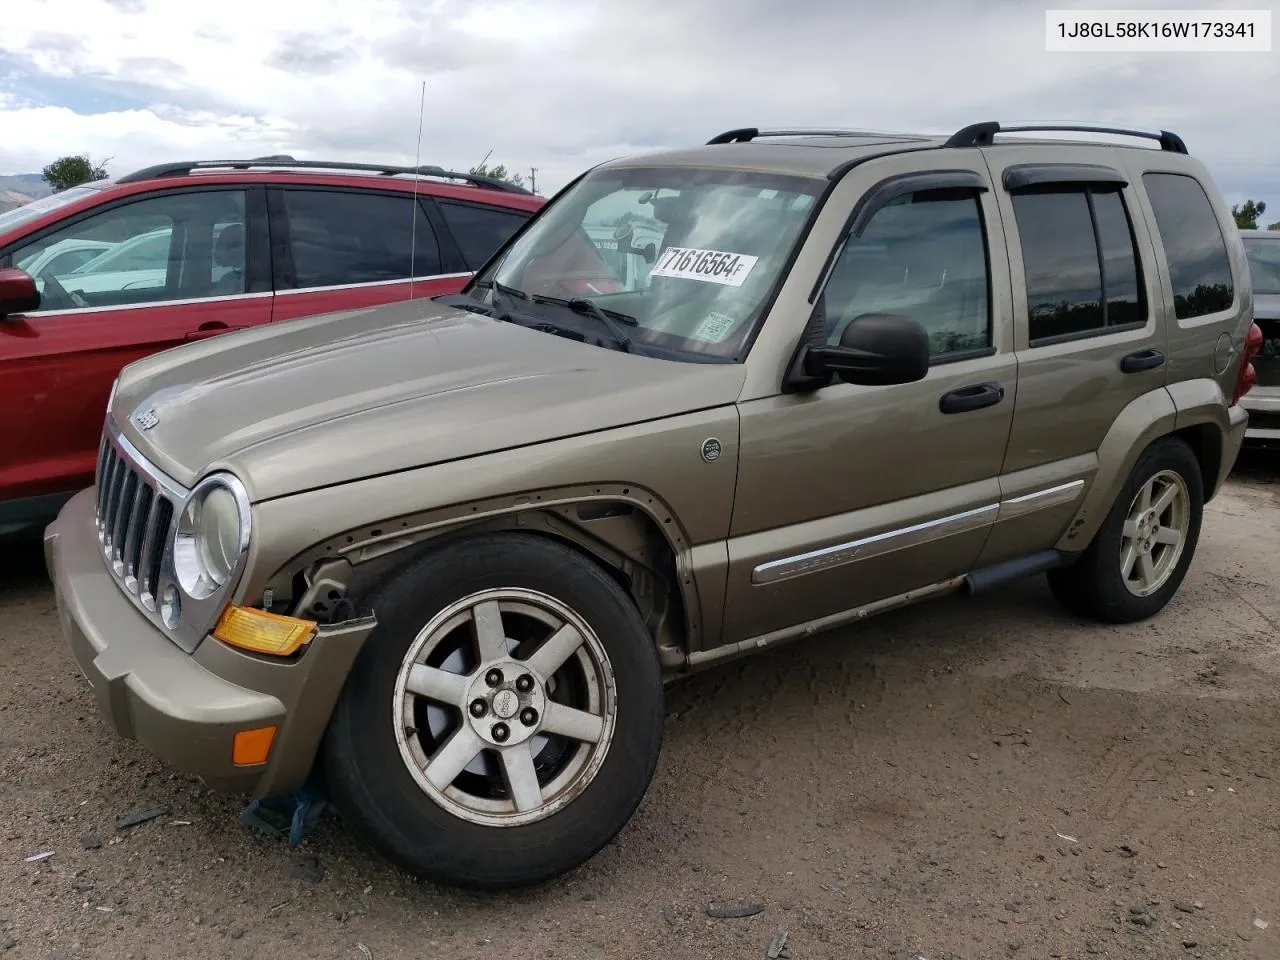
xmin=722 ymin=151 xmax=1018 ymax=645
xmin=0 ymin=186 xmax=271 ymax=505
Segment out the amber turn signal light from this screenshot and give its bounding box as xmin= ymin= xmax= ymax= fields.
xmin=213 ymin=605 xmax=316 ymax=657
xmin=232 ymin=725 xmax=277 ymax=766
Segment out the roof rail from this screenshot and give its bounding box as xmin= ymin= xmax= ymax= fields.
xmin=115 ymin=157 xmax=534 ymax=193
xmin=707 ymin=127 xmax=928 ymax=145
xmin=944 ymin=121 xmax=1188 ymax=154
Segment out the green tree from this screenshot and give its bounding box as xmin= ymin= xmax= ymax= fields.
xmin=468 ymin=162 xmax=525 ymax=189
xmin=1232 ymin=199 xmax=1267 ymax=229
xmin=42 ymin=154 xmax=110 ymax=193
xmin=1269 ymin=221 xmax=1280 ymax=231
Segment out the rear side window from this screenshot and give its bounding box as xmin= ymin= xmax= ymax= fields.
xmin=280 ymin=189 xmax=442 ymax=289
xmin=1142 ymin=173 xmax=1234 ymax=319
xmin=1011 ymin=186 xmax=1146 ymax=343
xmin=437 ymin=200 xmax=530 ymax=270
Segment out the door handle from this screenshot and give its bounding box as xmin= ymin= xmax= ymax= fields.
xmin=939 ymin=381 xmax=1005 ymax=415
xmin=185 ymin=322 xmax=242 ymax=341
xmin=1120 ymin=348 xmax=1165 ymax=374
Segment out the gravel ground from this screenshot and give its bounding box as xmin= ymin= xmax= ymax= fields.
xmin=2 ymin=450 xmax=1278 ymax=960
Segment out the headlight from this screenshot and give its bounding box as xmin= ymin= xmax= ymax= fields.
xmin=173 ymin=473 xmax=250 ymax=599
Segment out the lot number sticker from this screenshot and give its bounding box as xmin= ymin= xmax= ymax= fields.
xmin=650 ymin=246 xmax=759 ymax=287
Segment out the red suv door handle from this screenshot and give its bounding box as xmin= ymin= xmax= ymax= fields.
xmin=185 ymin=322 xmax=241 ymax=341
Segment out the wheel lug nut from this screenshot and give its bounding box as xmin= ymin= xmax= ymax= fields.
xmin=492 ymin=722 xmax=510 ymax=743
xmin=520 ymin=707 xmax=538 ymax=726
xmin=485 ymin=668 xmax=504 ymax=687
xmin=469 ymin=699 xmax=487 ymax=718
xmin=515 ymin=674 xmax=534 ymax=693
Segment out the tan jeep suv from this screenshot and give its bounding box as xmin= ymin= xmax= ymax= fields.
xmin=45 ymin=122 xmax=1265 ymax=891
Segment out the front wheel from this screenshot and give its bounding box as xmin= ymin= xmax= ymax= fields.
xmin=1047 ymin=435 xmax=1204 ymax=624
xmin=323 ymin=532 xmax=664 ymax=890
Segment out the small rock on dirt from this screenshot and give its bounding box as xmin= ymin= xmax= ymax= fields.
xmin=707 ymin=902 xmax=764 ymax=919
xmin=1174 ymin=902 xmax=1196 ymax=914
xmin=288 ymin=855 xmax=324 ymax=884
xmin=114 ymin=807 xmax=168 ymax=831
xmin=80 ymin=833 xmax=102 ymax=850
xmin=765 ymin=927 xmax=789 ymax=959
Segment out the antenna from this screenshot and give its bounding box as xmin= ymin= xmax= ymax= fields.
xmin=408 ymin=80 xmax=426 ymax=301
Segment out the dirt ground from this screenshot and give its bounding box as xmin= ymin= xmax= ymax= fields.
xmin=2 ymin=451 xmax=1278 ymax=960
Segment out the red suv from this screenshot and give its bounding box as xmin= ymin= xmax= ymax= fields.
xmin=0 ymin=157 xmax=544 ymax=537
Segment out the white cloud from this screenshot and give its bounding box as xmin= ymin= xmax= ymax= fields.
xmin=0 ymin=0 xmax=1276 ymax=212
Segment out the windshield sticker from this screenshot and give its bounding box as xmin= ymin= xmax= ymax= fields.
xmin=690 ymin=311 xmax=738 ymax=343
xmin=649 ymin=246 xmax=759 ymax=287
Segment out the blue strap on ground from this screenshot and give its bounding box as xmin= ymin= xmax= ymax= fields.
xmin=239 ymin=765 xmax=330 ymax=847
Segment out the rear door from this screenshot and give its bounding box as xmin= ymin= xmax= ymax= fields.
xmin=267 ymin=186 xmax=469 ymax=323
xmin=0 ymin=186 xmax=271 ymax=503
xmin=972 ymin=146 xmax=1170 ymax=567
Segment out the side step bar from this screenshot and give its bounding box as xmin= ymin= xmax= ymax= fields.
xmin=963 ymin=549 xmax=1070 ymax=596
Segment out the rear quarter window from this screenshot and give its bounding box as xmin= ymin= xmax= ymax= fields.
xmin=1142 ymin=173 xmax=1234 ymax=319
xmin=437 ymin=201 xmax=531 ymax=271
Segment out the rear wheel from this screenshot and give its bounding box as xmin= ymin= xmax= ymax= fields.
xmin=323 ymin=532 xmax=664 ymax=890
xmin=1047 ymin=435 xmax=1203 ymax=624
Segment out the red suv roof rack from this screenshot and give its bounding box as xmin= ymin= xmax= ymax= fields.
xmin=116 ymin=157 xmax=534 ymax=194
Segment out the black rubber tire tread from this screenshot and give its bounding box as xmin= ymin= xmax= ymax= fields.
xmin=323 ymin=531 xmax=664 ymax=890
xmin=1046 ymin=435 xmax=1204 ymax=624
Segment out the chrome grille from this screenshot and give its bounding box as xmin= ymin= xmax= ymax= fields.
xmin=95 ymin=429 xmax=179 ymax=611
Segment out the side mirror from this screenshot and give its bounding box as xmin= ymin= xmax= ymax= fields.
xmin=802 ymin=313 xmax=930 ymax=386
xmin=0 ymin=268 xmax=40 ymax=319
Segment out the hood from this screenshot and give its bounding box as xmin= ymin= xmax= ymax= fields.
xmin=112 ymin=299 xmax=747 ymax=501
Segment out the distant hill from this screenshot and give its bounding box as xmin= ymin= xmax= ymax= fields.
xmin=0 ymin=174 xmax=52 ymax=214
xmin=0 ymin=174 xmax=51 ymax=200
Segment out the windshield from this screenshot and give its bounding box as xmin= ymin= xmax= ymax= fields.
xmin=472 ymin=165 xmax=825 ymax=360
xmin=1244 ymin=236 xmax=1280 ymax=296
xmin=0 ymin=184 xmax=109 ymax=236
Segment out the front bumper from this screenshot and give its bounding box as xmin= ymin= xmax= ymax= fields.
xmin=1241 ymin=388 xmax=1280 ymax=443
xmin=45 ymin=487 xmax=376 ymax=797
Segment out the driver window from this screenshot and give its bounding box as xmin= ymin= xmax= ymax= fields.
xmin=822 ymin=188 xmax=992 ymax=358
xmin=7 ymin=190 xmax=247 ymax=313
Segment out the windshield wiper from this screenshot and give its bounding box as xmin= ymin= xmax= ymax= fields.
xmin=538 ymin=296 xmax=635 ymax=353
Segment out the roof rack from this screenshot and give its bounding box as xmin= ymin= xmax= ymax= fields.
xmin=944 ymin=121 xmax=1188 ymax=154
xmin=707 ymin=127 xmax=928 ymax=145
xmin=116 ymin=156 xmax=534 ymax=193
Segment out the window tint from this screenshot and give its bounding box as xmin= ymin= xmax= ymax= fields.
xmin=1142 ymin=173 xmax=1234 ymax=318
xmin=6 ymin=190 xmax=247 ymax=312
xmin=1011 ymin=186 xmax=1146 ymax=342
xmin=822 ymin=189 xmax=991 ymax=358
xmin=281 ymin=190 xmax=441 ymax=289
xmin=437 ymin=200 xmax=530 ymax=270
xmin=1093 ymin=190 xmax=1143 ymax=327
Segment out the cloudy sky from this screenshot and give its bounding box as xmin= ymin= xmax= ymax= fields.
xmin=0 ymin=0 xmax=1276 ymax=217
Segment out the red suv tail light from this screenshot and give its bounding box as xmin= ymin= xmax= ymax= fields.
xmin=1233 ymin=321 xmax=1264 ymax=405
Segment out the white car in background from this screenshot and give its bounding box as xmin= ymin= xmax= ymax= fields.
xmin=16 ymin=238 xmax=114 ymax=280
xmin=1242 ymin=229 xmax=1280 ymax=443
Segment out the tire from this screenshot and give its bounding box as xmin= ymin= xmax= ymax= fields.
xmin=322 ymin=531 xmax=664 ymax=890
xmin=1047 ymin=435 xmax=1204 ymax=624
